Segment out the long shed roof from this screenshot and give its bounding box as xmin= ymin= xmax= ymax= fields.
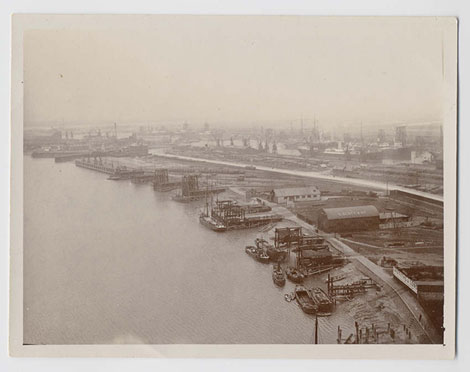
xmin=321 ymin=205 xmax=379 ymax=220
xmin=273 ymin=186 xmax=319 ymax=197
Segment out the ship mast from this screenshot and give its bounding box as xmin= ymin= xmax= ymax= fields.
xmin=205 ymin=176 xmax=209 ymax=216
xmin=210 ymin=180 xmax=214 ymax=215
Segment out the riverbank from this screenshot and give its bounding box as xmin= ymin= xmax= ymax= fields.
xmin=152 ymin=152 xmax=443 ymax=202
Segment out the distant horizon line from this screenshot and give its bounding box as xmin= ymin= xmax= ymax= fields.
xmin=24 ymin=119 xmax=443 ymax=130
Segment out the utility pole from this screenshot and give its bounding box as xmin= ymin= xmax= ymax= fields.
xmin=355 ymin=321 xmax=359 ymax=344
xmin=314 ymin=315 xmax=319 ymax=344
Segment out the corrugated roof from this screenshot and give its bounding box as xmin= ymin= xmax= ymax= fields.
xmin=322 ymin=205 xmax=379 ymax=220
xmin=273 ymin=186 xmax=320 ymax=197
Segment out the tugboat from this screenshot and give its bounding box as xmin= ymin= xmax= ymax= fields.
xmin=285 ymin=266 xmax=305 ymax=283
xmin=245 ymin=245 xmax=270 ymax=263
xmin=309 ymin=288 xmax=334 ymax=316
xmin=294 ymin=285 xmax=317 ymax=314
xmin=256 ymin=250 xmax=270 ymax=263
xmin=272 ymin=264 xmax=286 ymax=287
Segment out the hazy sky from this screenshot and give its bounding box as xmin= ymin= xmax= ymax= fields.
xmin=24 ymin=16 xmax=449 ymax=129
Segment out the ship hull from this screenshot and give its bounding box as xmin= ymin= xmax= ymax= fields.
xmin=199 ymin=215 xmax=227 ymax=232
xmin=309 ymin=288 xmax=334 ymax=316
xmin=272 ymin=267 xmax=286 ymax=287
xmin=295 ymin=286 xmax=317 ymax=314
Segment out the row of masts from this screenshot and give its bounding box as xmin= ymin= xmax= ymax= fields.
xmin=204 ymin=176 xmax=218 ymax=217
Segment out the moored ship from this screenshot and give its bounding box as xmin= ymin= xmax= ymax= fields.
xmin=295 ymin=285 xmax=317 ymax=314
xmin=199 ymin=214 xmax=227 ymax=232
xmin=285 ymin=266 xmax=305 ymax=283
xmin=272 ymin=264 xmax=286 ymax=287
xmin=245 ymin=246 xmax=270 ymax=263
xmin=309 ymin=287 xmax=334 ymax=316
xmin=255 ymin=237 xmax=287 ymax=262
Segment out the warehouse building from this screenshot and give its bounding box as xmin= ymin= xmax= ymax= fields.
xmin=270 ymin=186 xmax=321 ymax=204
xmin=393 ymin=263 xmax=444 ymax=327
xmin=317 ymin=205 xmax=380 ymax=233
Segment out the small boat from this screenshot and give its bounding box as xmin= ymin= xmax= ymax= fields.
xmin=246 ymin=245 xmax=270 ymax=263
xmin=284 ymin=293 xmax=295 ymax=302
xmin=309 ymin=287 xmax=334 ymax=316
xmin=285 ymin=267 xmax=305 ymax=283
xmin=272 ymin=264 xmax=286 ymax=287
xmin=245 ymin=245 xmax=260 ymax=258
xmin=256 ymin=251 xmax=270 ymax=263
xmin=294 ymin=285 xmax=317 ymax=314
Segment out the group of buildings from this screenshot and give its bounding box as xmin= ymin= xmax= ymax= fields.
xmin=265 ymin=186 xmax=410 ymax=234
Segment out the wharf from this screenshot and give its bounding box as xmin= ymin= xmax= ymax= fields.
xmin=55 ymin=152 xmax=90 ymax=162
xmin=199 ymin=200 xmax=283 ymax=231
xmin=157 ymin=153 xmax=443 ymax=202
xmin=75 ymin=159 xmax=116 ymax=174
xmin=172 ymin=188 xmax=225 ymax=202
xmin=131 ymin=174 xmax=156 ymax=184
xmin=33 ymin=150 xmax=88 ymax=159
xmin=153 ymin=181 xmax=180 ymax=191
xmin=173 ymin=174 xmax=226 ymax=202
xmin=75 ymin=158 xmax=144 ymax=180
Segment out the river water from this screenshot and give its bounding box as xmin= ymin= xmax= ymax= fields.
xmin=24 ymin=156 xmax=355 ymax=344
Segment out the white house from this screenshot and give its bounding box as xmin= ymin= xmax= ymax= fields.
xmin=271 ymin=186 xmax=321 ymax=204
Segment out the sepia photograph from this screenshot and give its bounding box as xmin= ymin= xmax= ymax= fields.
xmin=9 ymin=14 xmax=457 ymax=358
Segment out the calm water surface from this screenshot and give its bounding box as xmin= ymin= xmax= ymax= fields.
xmin=24 ymin=156 xmax=354 ymax=344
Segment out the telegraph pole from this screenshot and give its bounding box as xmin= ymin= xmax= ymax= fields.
xmin=314 ymin=315 xmax=319 ymax=344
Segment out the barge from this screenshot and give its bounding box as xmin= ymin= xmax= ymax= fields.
xmin=295 ymin=285 xmax=317 ymax=314
xmin=294 ymin=285 xmax=334 ymax=315
xmin=309 ymin=287 xmax=334 ymax=316
xmin=199 ymin=214 xmax=227 ymax=232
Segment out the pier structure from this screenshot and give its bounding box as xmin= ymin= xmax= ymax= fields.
xmin=75 ymin=157 xmax=144 ymax=179
xmin=271 ymin=227 xmax=344 ymax=275
xmin=207 ymin=200 xmax=283 ymax=230
xmin=75 ymin=156 xmax=117 ymax=175
xmin=152 ymin=169 xmax=179 ymax=191
xmin=326 ymin=274 xmax=379 ymax=299
xmin=337 ymin=321 xmax=411 ymax=344
xmin=173 ymin=174 xmax=225 ymax=202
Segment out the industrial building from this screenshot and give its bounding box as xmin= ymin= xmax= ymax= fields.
xmin=317 ymin=205 xmax=380 ymax=233
xmin=393 ymin=263 xmax=444 ymax=327
xmin=270 ymin=186 xmax=321 ymax=204
xmin=393 ymin=264 xmax=443 ymax=296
